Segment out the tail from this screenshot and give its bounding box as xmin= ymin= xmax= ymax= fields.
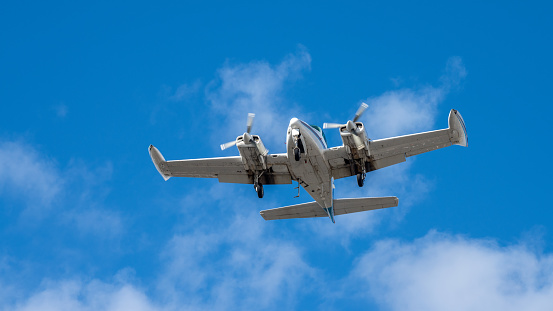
xmin=260 ymin=197 xmax=398 ymax=222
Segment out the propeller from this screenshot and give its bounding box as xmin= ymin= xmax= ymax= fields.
xmin=323 ymin=103 xmax=368 ymax=134
xmin=220 ymin=113 xmax=255 ymax=150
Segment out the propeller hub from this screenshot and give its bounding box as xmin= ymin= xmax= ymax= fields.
xmin=243 ymin=132 xmax=253 ymax=143
xmin=346 ymin=120 xmax=356 ymax=133
xmin=220 ymin=113 xmax=256 ymax=150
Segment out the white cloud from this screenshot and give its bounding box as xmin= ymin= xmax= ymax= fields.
xmin=156 ymin=186 xmax=316 ymax=310
xmin=364 ymin=56 xmax=466 ymax=140
xmin=54 ymin=104 xmax=68 ymax=118
xmin=0 ymin=140 xmax=62 ymax=208
xmin=352 ymin=231 xmax=553 ymax=311
xmin=170 ymin=81 xmax=201 ymax=102
xmin=206 ymin=46 xmax=311 ymax=148
xmin=6 ymin=279 xmax=159 ymax=311
xmin=0 ymin=139 xmax=122 ymax=237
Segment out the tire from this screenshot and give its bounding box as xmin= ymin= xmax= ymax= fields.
xmin=357 ymin=173 xmax=365 ymax=187
xmin=294 ymin=148 xmax=301 ymax=161
xmin=257 ymin=183 xmax=264 ymax=198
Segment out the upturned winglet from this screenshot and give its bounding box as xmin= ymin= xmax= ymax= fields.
xmin=149 ymin=145 xmax=171 ymax=181
xmin=448 ymin=109 xmax=468 ymax=147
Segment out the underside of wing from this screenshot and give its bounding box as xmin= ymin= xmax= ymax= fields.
xmin=324 ymin=109 xmax=468 ymax=175
xmin=149 ymin=145 xmax=292 ymax=184
xmin=260 ymin=196 xmax=398 ymax=221
xmin=369 ymin=109 xmax=467 ymax=170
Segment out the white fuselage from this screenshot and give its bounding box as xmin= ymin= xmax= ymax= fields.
xmin=286 ymin=118 xmax=334 ymax=214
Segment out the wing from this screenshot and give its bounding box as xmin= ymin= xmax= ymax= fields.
xmin=260 ymin=197 xmax=399 ymax=220
xmin=325 ymin=109 xmax=468 ymax=177
xmin=369 ymin=109 xmax=467 ymax=170
xmin=149 ymin=145 xmax=292 ymax=184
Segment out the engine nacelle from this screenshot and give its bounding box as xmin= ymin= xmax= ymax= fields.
xmin=236 ymin=134 xmax=269 ymax=172
xmin=339 ymin=122 xmax=370 ymax=158
xmin=338 ymin=122 xmax=371 ymax=174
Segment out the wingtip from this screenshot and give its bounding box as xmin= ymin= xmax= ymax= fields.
xmin=448 ymin=109 xmax=468 ymax=147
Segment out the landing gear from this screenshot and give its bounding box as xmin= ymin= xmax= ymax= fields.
xmin=254 ymin=182 xmax=264 ymax=198
xmin=294 ymin=148 xmax=301 ymax=161
xmin=357 ymin=172 xmax=365 ymax=187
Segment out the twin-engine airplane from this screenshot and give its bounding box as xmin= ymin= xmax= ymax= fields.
xmin=149 ymin=104 xmax=467 ymax=223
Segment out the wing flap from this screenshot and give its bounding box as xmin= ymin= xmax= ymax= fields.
xmin=324 ymin=146 xmax=354 ymax=179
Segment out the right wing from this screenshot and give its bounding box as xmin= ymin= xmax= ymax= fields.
xmin=369 ymin=109 xmax=467 ymax=170
xmin=260 ymin=197 xmax=398 ymax=220
xmin=149 ymin=145 xmax=292 ymax=184
xmin=325 ymin=109 xmax=468 ymax=177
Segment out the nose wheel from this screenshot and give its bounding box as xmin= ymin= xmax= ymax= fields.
xmin=294 ymin=148 xmax=301 ymax=161
xmin=255 ymin=182 xmax=264 ymax=198
xmin=357 ymin=173 xmax=365 ymax=187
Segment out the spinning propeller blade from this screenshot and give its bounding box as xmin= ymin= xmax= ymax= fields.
xmin=220 ymin=113 xmax=256 ymax=150
xmin=324 ymin=102 xmax=369 ymax=135
xmin=352 ymin=102 xmax=368 ymax=122
xmin=246 ymin=113 xmax=255 ymax=134
xmin=323 ymin=123 xmax=344 ymax=129
xmin=220 ymin=140 xmax=237 ymax=151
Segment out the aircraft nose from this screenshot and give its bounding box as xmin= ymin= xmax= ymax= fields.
xmin=289 ymin=118 xmax=301 ymax=128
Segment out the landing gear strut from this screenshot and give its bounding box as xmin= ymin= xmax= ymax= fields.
xmin=292 ymin=130 xmax=303 ymax=161
xmin=357 ymin=172 xmax=365 ymax=187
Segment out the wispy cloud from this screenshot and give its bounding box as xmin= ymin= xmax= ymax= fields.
xmin=156 ymin=185 xmax=316 ymax=310
xmin=54 ymin=104 xmax=68 ymax=118
xmin=0 ymin=140 xmax=62 ymax=208
xmin=169 ymin=80 xmax=202 ymax=102
xmin=351 ymin=230 xmax=553 ymax=311
xmin=6 ymin=278 xmax=159 ymax=311
xmin=0 ymin=139 xmax=122 ymax=237
xmin=206 ymin=46 xmax=311 ymax=148
xmin=364 ymin=56 xmax=466 ymax=140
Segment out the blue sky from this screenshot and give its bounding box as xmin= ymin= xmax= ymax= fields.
xmin=1 ymin=1 xmax=553 ymax=310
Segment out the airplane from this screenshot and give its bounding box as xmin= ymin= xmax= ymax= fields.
xmin=149 ymin=103 xmax=467 ymax=223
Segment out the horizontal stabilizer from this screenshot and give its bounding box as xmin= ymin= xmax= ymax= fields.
xmin=260 ymin=197 xmax=398 ymax=221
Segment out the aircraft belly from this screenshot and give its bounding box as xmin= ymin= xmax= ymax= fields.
xmin=287 ymin=125 xmax=332 ymax=209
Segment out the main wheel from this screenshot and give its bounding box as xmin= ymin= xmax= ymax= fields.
xmin=294 ymin=147 xmax=301 ymax=161
xmin=357 ymin=173 xmax=365 ymax=187
xmin=256 ymin=183 xmax=264 ymax=198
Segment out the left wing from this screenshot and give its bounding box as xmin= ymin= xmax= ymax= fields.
xmin=149 ymin=145 xmax=292 ymax=184
xmin=260 ymin=197 xmax=398 ymax=220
